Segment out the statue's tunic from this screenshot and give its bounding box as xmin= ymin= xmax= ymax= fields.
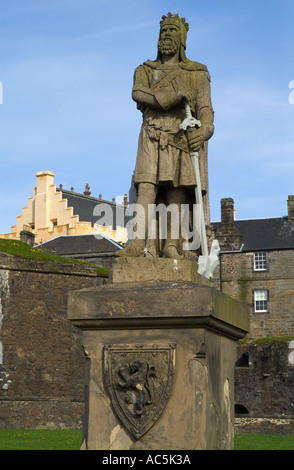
xmin=132 ymin=60 xmax=214 ymax=204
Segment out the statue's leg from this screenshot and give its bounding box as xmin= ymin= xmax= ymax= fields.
xmin=162 ymin=187 xmax=186 ymax=259
xmin=115 ymin=183 xmax=158 ymax=258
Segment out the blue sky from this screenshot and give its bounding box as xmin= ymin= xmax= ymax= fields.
xmin=0 ymin=0 xmax=293 ymax=234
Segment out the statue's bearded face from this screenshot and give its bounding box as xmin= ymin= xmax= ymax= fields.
xmin=158 ymin=25 xmax=181 ymax=56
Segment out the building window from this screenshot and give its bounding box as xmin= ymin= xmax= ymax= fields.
xmin=254 ymin=290 xmax=268 ymax=312
xmin=254 ymin=252 xmax=267 ymax=271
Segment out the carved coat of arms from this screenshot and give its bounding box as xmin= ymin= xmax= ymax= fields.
xmin=104 ymin=343 xmax=176 ymax=439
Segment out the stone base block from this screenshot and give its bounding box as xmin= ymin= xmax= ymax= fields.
xmin=109 ymin=257 xmax=210 ymax=285
xmin=68 ymin=278 xmax=248 ymax=450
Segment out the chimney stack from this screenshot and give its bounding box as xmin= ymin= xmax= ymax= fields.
xmin=288 ymin=196 xmax=294 ymax=221
xmin=215 ymin=198 xmax=242 ymax=251
xmin=220 ymin=198 xmax=235 ymax=224
xmin=20 ymin=226 xmax=36 ymax=247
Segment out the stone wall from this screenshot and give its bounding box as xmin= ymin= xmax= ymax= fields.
xmin=0 ymin=254 xmax=107 ymax=429
xmin=235 ymin=417 xmax=294 ymax=435
xmin=235 ymin=341 xmax=294 ymax=433
xmin=1 ymin=253 xmax=293 ymax=433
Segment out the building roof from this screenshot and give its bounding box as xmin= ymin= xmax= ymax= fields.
xmin=38 ymin=233 xmax=122 ymax=256
xmin=213 ymin=217 xmax=294 ymax=252
xmin=60 ymin=189 xmax=127 ymax=228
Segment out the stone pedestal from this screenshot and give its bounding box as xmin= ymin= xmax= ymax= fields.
xmin=68 ymin=258 xmax=248 ymax=450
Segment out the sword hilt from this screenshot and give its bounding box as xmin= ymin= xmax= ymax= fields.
xmin=179 ymin=100 xmax=201 ymax=131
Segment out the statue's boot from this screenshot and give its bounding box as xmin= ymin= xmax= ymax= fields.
xmin=162 ymin=243 xmax=184 ymax=260
xmin=183 ymin=250 xmax=199 ymax=261
xmin=115 ymin=238 xmax=145 ymax=258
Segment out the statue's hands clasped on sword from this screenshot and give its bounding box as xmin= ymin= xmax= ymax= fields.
xmin=180 ymin=100 xmax=220 ymax=279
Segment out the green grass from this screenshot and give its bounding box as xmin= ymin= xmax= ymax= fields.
xmin=251 ymin=336 xmax=294 ymax=343
xmin=0 ymin=238 xmax=109 ymax=276
xmin=238 ymin=335 xmax=294 ymax=345
xmin=0 ymin=238 xmax=79 ymax=262
xmin=0 ymin=429 xmax=83 ymax=450
xmin=0 ymin=429 xmax=294 ymax=450
xmin=234 ymin=433 xmax=294 ymax=450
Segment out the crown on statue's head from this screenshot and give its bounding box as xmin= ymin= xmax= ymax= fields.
xmin=160 ymin=13 xmax=189 ymax=32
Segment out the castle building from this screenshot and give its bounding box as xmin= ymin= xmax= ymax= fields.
xmin=0 ymin=171 xmax=128 ymax=246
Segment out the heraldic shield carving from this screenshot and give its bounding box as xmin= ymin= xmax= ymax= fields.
xmin=104 ymin=343 xmax=176 ymax=439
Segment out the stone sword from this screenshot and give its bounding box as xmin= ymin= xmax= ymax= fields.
xmin=180 ymin=101 xmax=220 ymax=278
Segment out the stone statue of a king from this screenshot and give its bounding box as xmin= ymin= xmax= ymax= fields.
xmin=117 ymin=13 xmax=214 ymax=260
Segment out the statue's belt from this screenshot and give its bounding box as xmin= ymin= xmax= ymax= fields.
xmin=144 ymin=125 xmax=189 ymax=153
